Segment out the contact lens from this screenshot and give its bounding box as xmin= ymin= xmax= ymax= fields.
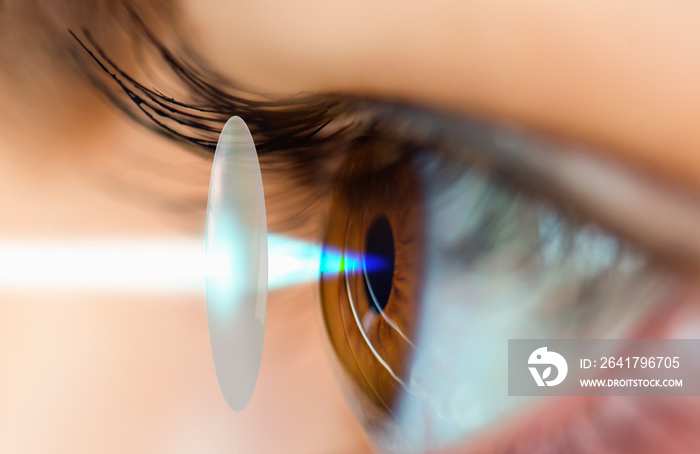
xmin=206 ymin=116 xmax=267 ymax=411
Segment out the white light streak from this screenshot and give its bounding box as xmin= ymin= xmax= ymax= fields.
xmin=0 ymin=239 xmax=208 ymax=294
xmin=0 ymin=234 xmax=336 ymax=295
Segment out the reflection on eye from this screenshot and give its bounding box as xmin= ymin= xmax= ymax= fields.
xmin=321 ymin=145 xmax=425 ymax=420
xmin=319 ymin=127 xmax=675 ymax=452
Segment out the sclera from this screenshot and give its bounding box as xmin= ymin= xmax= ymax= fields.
xmin=206 ymin=116 xmax=268 ymax=411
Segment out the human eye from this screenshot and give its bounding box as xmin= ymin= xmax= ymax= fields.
xmin=71 ymin=14 xmax=700 ymax=454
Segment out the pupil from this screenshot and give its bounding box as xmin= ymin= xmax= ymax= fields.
xmin=363 ymin=215 xmax=395 ymax=312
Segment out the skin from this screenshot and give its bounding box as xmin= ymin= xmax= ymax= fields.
xmin=0 ymin=0 xmax=699 ymax=452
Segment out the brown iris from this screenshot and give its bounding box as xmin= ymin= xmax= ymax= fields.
xmin=320 ymin=143 xmax=425 ymax=418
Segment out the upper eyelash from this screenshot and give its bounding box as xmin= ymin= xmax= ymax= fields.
xmin=69 ymin=15 xmax=381 ymax=185
xmin=69 ymin=20 xmax=562 ymax=224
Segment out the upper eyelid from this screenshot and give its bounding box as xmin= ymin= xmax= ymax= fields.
xmin=73 ymin=27 xmax=700 ymax=272
xmin=368 ymin=101 xmax=700 ymax=272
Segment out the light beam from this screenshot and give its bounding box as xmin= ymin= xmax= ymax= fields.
xmin=0 ymin=234 xmax=376 ymax=295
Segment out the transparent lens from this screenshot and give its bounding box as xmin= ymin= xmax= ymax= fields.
xmin=206 ymin=116 xmax=267 ymax=411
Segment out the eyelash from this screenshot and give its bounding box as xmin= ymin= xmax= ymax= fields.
xmin=72 ymin=25 xmax=366 ymax=169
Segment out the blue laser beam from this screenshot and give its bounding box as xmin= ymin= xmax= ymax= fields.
xmin=0 ymin=234 xmax=384 ymax=294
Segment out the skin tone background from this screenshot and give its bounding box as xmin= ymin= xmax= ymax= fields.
xmin=1 ymin=0 xmax=699 ymax=452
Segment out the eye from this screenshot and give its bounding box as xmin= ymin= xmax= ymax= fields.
xmin=321 ymin=145 xmax=425 ymax=415
xmin=319 ymin=134 xmax=676 ymax=450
